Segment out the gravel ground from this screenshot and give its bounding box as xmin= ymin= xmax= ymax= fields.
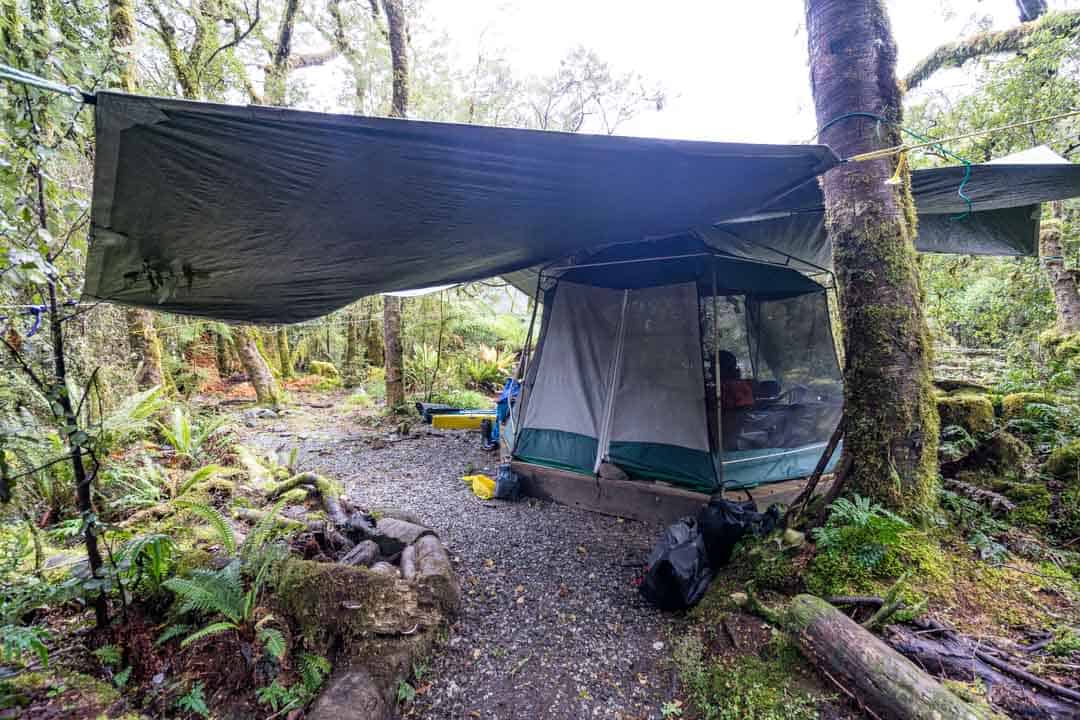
xmin=243 ymin=403 xmax=680 ymax=720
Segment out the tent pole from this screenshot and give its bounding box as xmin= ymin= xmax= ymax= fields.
xmin=712 ymin=260 xmax=725 ymax=491
xmin=508 ymin=271 xmax=544 ymax=447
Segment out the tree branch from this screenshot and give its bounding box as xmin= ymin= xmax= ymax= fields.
xmin=902 ymin=9 xmax=1080 ymax=93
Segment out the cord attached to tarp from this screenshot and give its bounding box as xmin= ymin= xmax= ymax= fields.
xmin=812 ymin=111 xmax=977 ymax=220
xmin=0 ymin=63 xmax=94 ymax=103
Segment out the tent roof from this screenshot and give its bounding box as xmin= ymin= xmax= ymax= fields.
xmin=84 ymin=92 xmax=1080 ymax=323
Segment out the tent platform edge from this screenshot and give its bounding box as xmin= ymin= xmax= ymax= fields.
xmin=509 ymin=461 xmax=834 ymax=525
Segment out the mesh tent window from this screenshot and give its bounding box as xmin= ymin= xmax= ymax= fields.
xmin=512 ymin=245 xmax=843 ymax=492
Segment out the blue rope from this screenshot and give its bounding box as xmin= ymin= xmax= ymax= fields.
xmin=815 ymin=111 xmax=974 ymax=221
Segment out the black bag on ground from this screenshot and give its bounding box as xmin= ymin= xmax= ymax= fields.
xmin=697 ymin=496 xmax=782 ymax=569
xmin=638 ymin=517 xmax=713 ymax=611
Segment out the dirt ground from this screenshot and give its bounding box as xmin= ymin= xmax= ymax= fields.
xmin=239 ymin=395 xmax=683 ymax=720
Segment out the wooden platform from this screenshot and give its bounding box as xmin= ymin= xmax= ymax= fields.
xmin=510 ymin=461 xmax=832 ymax=525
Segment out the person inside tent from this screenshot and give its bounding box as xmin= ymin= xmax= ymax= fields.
xmin=718 ymin=351 xmax=754 ymax=449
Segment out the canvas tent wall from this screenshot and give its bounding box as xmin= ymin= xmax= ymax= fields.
xmin=512 ymin=239 xmax=843 ymax=493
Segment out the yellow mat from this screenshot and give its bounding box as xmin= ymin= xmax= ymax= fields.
xmin=432 ymin=413 xmax=490 ymax=430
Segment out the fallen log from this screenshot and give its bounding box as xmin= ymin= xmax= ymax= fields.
xmin=887 ymin=623 xmax=1080 ymax=719
xmin=268 ymin=471 xmax=350 ymax=529
xmin=782 ymin=594 xmax=999 ymax=720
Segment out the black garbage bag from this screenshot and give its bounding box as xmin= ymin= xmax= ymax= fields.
xmin=698 ymin=496 xmax=782 ymax=569
xmin=638 ymin=517 xmax=713 ymax=611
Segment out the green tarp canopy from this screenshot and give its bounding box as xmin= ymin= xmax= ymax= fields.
xmin=84 ymin=92 xmax=1080 ymax=324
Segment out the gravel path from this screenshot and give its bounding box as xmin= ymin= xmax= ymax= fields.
xmin=244 ymin=405 xmax=680 ymax=720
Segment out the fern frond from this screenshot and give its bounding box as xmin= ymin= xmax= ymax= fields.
xmin=258 ymin=627 xmax=287 ymax=661
xmin=299 ymin=653 xmax=332 ymax=692
xmin=242 ymin=497 xmax=287 ymax=558
xmin=163 ymin=567 xmax=244 ymax=623
xmin=156 ymin=623 xmax=192 ymax=646
xmin=178 ymin=464 xmax=225 ymax=496
xmin=174 ymin=500 xmax=236 ymax=553
xmin=180 ymin=621 xmax=238 ymax=647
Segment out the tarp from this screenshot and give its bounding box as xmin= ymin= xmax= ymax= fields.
xmin=85 ymin=92 xmax=838 ymax=323
xmin=85 ymin=92 xmax=1080 ymax=322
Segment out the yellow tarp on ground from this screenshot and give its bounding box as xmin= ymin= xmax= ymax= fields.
xmin=462 ymin=474 xmax=495 ymax=500
xmin=432 ymin=413 xmax=490 ymax=430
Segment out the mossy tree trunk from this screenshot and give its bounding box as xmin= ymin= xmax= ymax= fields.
xmin=805 ymin=0 xmax=938 ymax=515
xmin=383 ymin=297 xmax=405 ymax=407
xmin=1041 ymin=210 xmax=1080 ymax=336
xmin=276 ymin=327 xmax=294 ymax=379
xmin=380 ymin=0 xmax=409 ymax=409
xmin=343 ymin=307 xmax=362 ymax=387
xmin=235 ymin=326 xmax=282 ymax=406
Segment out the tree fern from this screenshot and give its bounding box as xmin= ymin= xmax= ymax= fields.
xmin=180 ymin=621 xmax=238 ymax=647
xmin=174 ymin=499 xmax=236 ymax=554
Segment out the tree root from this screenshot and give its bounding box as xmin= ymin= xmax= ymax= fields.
xmin=268 ymin=472 xmax=349 ymax=529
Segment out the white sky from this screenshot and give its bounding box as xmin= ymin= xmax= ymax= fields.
xmin=395 ymin=0 xmax=1075 ymax=144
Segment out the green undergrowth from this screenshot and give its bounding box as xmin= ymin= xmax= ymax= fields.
xmin=804 ymin=495 xmax=944 ymax=597
xmin=673 ymin=632 xmax=820 ymax=720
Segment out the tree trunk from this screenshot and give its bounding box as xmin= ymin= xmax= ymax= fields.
xmin=235 ymin=327 xmax=282 ymax=406
xmin=383 ymin=296 xmax=405 ymax=408
xmin=379 ymin=0 xmax=408 ymax=409
xmin=784 ymin=595 xmax=996 ymax=720
xmin=380 ymin=0 xmax=409 ymax=119
xmin=805 ymin=0 xmax=938 ymax=515
xmin=365 ymin=298 xmax=383 ymax=367
xmin=1040 ymin=215 xmax=1080 ymax=335
xmin=215 ymin=327 xmax=231 ymax=378
xmin=276 ymin=327 xmax=294 ymax=379
xmin=343 ymin=308 xmax=361 ymax=387
xmin=126 ymin=308 xmax=165 ymax=389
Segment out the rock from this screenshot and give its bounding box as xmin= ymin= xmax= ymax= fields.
xmin=307 ymin=668 xmax=387 ymax=720
xmin=370 ymin=561 xmax=400 ymax=577
xmin=371 ymin=518 xmax=433 ymax=556
xmin=371 ymin=506 xmax=425 ymax=526
xmin=1044 ymin=439 xmax=1080 ymax=484
xmin=413 ymin=535 xmax=461 ymax=614
xmin=339 ymin=540 xmax=379 ymax=567
xmin=400 ymin=544 xmax=417 ymax=581
xmin=242 ymin=407 xmax=278 ymax=420
xmin=936 ymin=392 xmax=994 ymax=435
xmin=309 ymin=360 xmax=339 ymax=378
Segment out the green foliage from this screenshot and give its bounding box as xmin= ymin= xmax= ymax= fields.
xmin=1047 ymin=627 xmax=1080 ymax=657
xmin=93 ymin=644 xmax=122 ymax=667
xmin=0 ymin=625 xmax=49 ymax=667
xmin=299 ymin=653 xmax=332 ymax=693
xmin=1045 ymin=439 xmax=1080 ymax=483
xmin=808 ymin=495 xmax=933 ymax=595
xmin=425 ymin=388 xmax=492 ymax=409
xmin=157 ymin=407 xmax=229 ymax=466
xmin=673 ymin=633 xmax=819 ymax=720
xmin=95 ymin=386 xmax=167 ymax=452
xmin=115 ymin=533 xmax=177 ymax=595
xmin=939 ymin=489 xmax=1009 ymax=562
xmin=396 ymin=679 xmax=417 ymax=704
xmin=256 ymin=679 xmax=298 ymax=712
xmin=174 ymin=500 xmax=236 ymax=554
xmin=176 ymin=681 xmax=211 ymax=718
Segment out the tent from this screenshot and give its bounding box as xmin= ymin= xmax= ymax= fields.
xmin=510 ymin=234 xmax=843 ymax=495
xmin=82 ymin=92 xmax=1080 ymax=501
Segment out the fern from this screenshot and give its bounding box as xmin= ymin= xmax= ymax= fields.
xmin=97 ymin=385 xmax=166 ymax=451
xmin=258 ymin=626 xmax=286 ymax=661
xmin=163 ymin=563 xmax=245 ymax=623
xmin=118 ymin=533 xmax=176 ymax=592
xmin=176 ymin=464 xmax=226 ymax=496
xmin=176 ymin=681 xmax=211 ymax=719
xmin=174 ymin=499 xmax=236 ymax=554
xmin=241 ymin=497 xmax=287 ymax=561
xmin=180 ymin=621 xmax=238 ymax=647
xmin=1 ymin=625 xmax=49 ymax=666
xmin=156 ymin=623 xmax=192 ymax=646
xmin=299 ymin=653 xmax=332 ymax=692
